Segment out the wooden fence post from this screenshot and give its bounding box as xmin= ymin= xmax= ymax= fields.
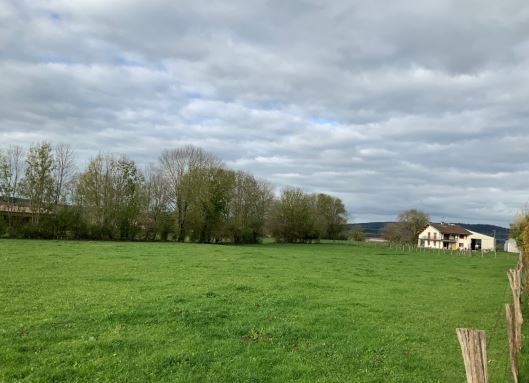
xmin=507 ymin=267 xmax=523 ymax=352
xmin=506 ymin=304 xmax=519 ymax=383
xmin=456 ymin=328 xmax=489 ymax=383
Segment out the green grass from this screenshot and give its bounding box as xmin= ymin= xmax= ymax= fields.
xmin=0 ymin=240 xmax=517 ymax=382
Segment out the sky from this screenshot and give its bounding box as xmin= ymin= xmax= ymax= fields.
xmin=1 ymin=0 xmax=529 ymax=227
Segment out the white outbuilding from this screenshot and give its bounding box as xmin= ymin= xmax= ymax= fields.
xmin=504 ymin=238 xmax=520 ymax=253
xmin=466 ymin=230 xmax=496 ymax=252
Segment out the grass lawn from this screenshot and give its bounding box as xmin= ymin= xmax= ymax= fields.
xmin=0 ymin=240 xmax=518 ymax=382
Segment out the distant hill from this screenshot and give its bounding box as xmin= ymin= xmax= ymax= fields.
xmin=346 ymin=222 xmax=390 ymax=237
xmin=347 ymin=222 xmax=510 ymax=243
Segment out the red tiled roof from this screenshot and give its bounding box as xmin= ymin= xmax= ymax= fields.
xmin=429 ymin=223 xmax=472 ymax=236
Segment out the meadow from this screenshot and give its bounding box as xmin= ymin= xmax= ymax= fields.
xmin=0 ymin=240 xmax=518 ymax=382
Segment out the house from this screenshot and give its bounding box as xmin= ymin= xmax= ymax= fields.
xmin=504 ymin=238 xmax=520 ymax=253
xmin=417 ymin=223 xmax=496 ymax=251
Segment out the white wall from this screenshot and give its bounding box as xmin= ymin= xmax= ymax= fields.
xmin=504 ymin=239 xmax=520 ymax=253
xmin=467 ymin=230 xmax=496 ymax=251
xmin=417 ymin=225 xmax=444 ymax=248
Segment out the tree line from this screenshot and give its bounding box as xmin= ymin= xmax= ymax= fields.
xmin=0 ymin=143 xmax=348 ymax=243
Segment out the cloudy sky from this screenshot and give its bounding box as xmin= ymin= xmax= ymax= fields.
xmin=1 ymin=0 xmax=529 ymax=226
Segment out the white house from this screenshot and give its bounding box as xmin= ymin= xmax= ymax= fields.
xmin=417 ymin=223 xmax=496 ymax=251
xmin=504 ymin=238 xmax=520 ymax=253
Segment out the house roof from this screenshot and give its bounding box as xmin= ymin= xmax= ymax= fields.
xmin=428 ymin=223 xmax=472 ymax=236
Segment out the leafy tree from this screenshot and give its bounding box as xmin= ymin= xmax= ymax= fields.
xmin=315 ymin=193 xmax=347 ymax=239
xmin=77 ymin=154 xmax=144 ymax=240
xmin=159 ymin=146 xmax=221 ymax=242
xmin=22 ymin=143 xmax=55 ymax=227
xmin=226 ymin=171 xmax=273 ymax=243
xmin=511 ymin=212 xmax=529 ymax=262
xmin=113 ymin=157 xmax=145 ymax=239
xmin=268 ymin=188 xmax=318 ymax=243
xmin=76 ymin=154 xmax=112 ymax=237
xmin=185 ymin=167 xmax=235 ymax=243
xmin=143 ymin=164 xmax=173 ymax=240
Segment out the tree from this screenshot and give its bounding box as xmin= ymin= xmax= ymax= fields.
xmin=159 ymin=146 xmax=221 ymax=242
xmin=113 ymin=157 xmax=145 ymax=240
xmin=226 ymin=171 xmax=273 ymax=243
xmin=382 ymin=209 xmax=429 ymax=244
xmin=0 ymin=145 xmax=24 ymax=232
xmin=53 ymin=144 xmax=75 ymax=205
xmin=349 ymin=225 xmax=366 ymax=242
xmin=22 ymin=143 xmax=55 ymax=227
xmin=77 ymin=154 xmax=145 ymax=239
xmin=76 ymin=154 xmax=111 ymax=237
xmin=143 ymin=164 xmax=172 ymax=240
xmin=184 ymin=167 xmax=235 ymax=243
xmin=381 ymin=222 xmax=406 ymax=243
xmin=398 ymin=209 xmax=430 ymax=244
xmin=315 ymin=193 xmax=347 ymax=239
xmin=511 ymin=212 xmax=529 ymax=262
xmin=268 ymin=188 xmax=318 ymax=243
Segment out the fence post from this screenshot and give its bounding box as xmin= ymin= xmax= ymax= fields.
xmin=506 ymin=304 xmax=519 ymax=383
xmin=456 ymin=328 xmax=489 ymax=383
xmin=508 ymin=267 xmax=523 ymax=351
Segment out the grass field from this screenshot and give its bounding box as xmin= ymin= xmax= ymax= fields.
xmin=0 ymin=240 xmax=518 ymax=382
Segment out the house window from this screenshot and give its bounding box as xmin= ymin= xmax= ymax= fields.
xmin=434 ymin=233 xmax=437 ymax=239
xmin=427 ymin=240 xmax=430 ymax=246
xmin=459 ymin=243 xmax=464 ymax=248
xmin=428 ymin=232 xmax=431 ymax=239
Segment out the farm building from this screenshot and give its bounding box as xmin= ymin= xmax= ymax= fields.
xmin=504 ymin=238 xmax=520 ymax=253
xmin=0 ymin=202 xmax=33 ymax=225
xmin=417 ymin=223 xmax=496 ymax=251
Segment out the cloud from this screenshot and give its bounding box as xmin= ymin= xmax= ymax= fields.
xmin=1 ymin=0 xmax=529 ymax=226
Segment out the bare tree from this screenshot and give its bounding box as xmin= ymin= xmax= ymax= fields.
xmin=382 ymin=209 xmax=429 ymax=244
xmin=397 ymin=209 xmax=430 ymax=244
xmin=0 ymin=145 xmax=24 ymax=230
xmin=143 ymin=164 xmax=172 ymax=240
xmin=53 ymin=144 xmax=76 ymax=205
xmin=159 ymin=145 xmax=221 ymax=241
